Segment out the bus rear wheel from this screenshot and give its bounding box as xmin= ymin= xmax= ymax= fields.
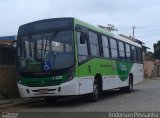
xmin=120 ymin=75 xmax=133 ymax=93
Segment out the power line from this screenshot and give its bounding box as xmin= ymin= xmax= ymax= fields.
xmin=119 ymin=25 xmax=160 ymax=30
xmin=136 ymin=25 xmax=160 ymax=29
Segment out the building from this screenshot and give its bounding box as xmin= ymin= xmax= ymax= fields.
xmin=0 ymin=35 xmax=16 ymax=65
xmin=0 ymin=35 xmax=19 ymax=98
xmin=144 ymin=60 xmax=160 ymax=78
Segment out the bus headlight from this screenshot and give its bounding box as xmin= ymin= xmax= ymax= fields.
xmin=18 ymin=80 xmax=22 ymax=84
xmin=67 ymin=68 xmax=74 ymax=81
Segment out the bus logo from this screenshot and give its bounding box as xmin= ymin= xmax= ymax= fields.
xmin=42 ymin=61 xmax=51 ymax=71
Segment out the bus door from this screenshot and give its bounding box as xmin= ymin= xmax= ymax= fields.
xmin=76 ymin=31 xmax=93 ymax=94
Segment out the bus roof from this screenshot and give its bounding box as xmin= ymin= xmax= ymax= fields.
xmin=74 ymin=18 xmax=141 ymax=48
xmin=18 ymin=17 xmax=141 ymax=48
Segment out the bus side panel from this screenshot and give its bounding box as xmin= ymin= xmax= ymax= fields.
xmin=78 ymin=59 xmax=95 ymax=94
xmin=118 ymin=77 xmax=129 ymax=88
xmin=116 ymin=60 xmax=129 ymax=88
xmin=130 ymin=63 xmax=144 ymax=85
xmin=102 ymin=60 xmax=119 ymax=90
xmin=118 ymin=63 xmax=144 ymax=87
xmin=79 ymin=77 xmax=94 ymax=94
xmin=102 ymin=75 xmax=120 ymax=90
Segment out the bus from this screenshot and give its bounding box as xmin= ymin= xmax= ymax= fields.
xmin=16 ymin=17 xmax=144 ymax=102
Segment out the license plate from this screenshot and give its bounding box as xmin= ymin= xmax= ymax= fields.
xmin=38 ymin=89 xmax=48 ymax=94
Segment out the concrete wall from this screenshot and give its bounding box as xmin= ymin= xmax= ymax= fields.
xmin=144 ymin=60 xmax=160 ymax=78
xmin=144 ymin=61 xmax=154 ymax=78
xmin=0 ymin=65 xmax=19 ymax=98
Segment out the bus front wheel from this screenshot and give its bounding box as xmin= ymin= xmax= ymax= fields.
xmin=89 ymin=80 xmax=100 ymax=102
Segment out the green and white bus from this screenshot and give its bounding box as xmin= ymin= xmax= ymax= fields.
xmin=16 ymin=17 xmax=143 ymax=102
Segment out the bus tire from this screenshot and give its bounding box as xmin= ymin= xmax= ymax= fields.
xmin=45 ymin=97 xmax=58 ymax=104
xmin=89 ymin=79 xmax=100 ymax=102
xmin=120 ymin=75 xmax=133 ymax=93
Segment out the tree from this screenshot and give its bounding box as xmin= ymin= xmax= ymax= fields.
xmin=153 ymin=41 xmax=160 ymax=59
xmin=153 ymin=41 xmax=160 ymax=50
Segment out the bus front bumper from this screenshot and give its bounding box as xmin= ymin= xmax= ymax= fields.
xmin=17 ymin=78 xmax=79 ymax=97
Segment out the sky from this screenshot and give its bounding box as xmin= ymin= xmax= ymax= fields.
xmin=0 ymin=0 xmax=160 ymax=52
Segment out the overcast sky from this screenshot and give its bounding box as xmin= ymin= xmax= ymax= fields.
xmin=0 ymin=0 xmax=160 ymax=51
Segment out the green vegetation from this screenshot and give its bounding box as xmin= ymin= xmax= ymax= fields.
xmin=153 ymin=41 xmax=160 ymax=59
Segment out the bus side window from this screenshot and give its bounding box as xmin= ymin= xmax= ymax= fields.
xmin=131 ymin=46 xmax=137 ymax=62
xmin=118 ymin=41 xmax=125 ymax=59
xmin=101 ymin=35 xmax=110 ymax=58
xmin=125 ymin=43 xmax=131 ymax=61
xmin=89 ymin=31 xmax=100 ymax=57
xmin=137 ymin=48 xmax=143 ymax=63
xmin=110 ymin=38 xmax=118 ymax=59
xmin=77 ymin=32 xmax=89 ymax=62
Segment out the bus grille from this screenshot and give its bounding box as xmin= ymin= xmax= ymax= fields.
xmin=25 ymin=80 xmax=62 ymax=87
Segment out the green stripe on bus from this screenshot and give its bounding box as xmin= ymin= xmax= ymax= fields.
xmin=78 ymin=58 xmax=133 ymax=81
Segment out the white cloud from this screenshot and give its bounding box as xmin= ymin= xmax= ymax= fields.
xmin=0 ymin=0 xmax=160 ymax=51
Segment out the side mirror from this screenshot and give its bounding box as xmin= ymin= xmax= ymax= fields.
xmin=80 ymin=33 xmax=87 ymax=44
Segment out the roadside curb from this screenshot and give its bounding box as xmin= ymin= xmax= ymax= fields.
xmin=0 ymin=98 xmax=43 ymax=109
xmin=152 ymin=78 xmax=160 ymax=80
xmin=147 ymin=77 xmax=160 ymax=80
xmin=0 ymin=100 xmax=13 ymax=106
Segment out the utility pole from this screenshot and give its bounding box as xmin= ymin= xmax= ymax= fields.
xmin=133 ymin=25 xmax=135 ymax=39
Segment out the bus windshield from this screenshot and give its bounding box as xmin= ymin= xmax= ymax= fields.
xmin=17 ymin=30 xmax=74 ymax=72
